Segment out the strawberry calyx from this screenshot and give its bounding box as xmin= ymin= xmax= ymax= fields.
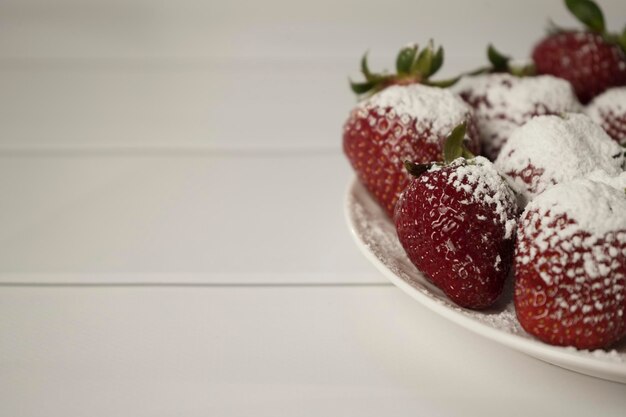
xmin=468 ymin=44 xmax=536 ymax=77
xmin=404 ymin=122 xmax=475 ymax=178
xmin=565 ymin=0 xmax=606 ymax=33
xmin=350 ymin=40 xmax=459 ymax=98
xmin=550 ymin=0 xmax=626 ymax=53
xmin=403 ymin=160 xmax=433 ymax=177
xmin=443 ymin=122 xmax=475 ymax=163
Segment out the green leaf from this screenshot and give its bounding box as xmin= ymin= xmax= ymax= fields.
xmin=487 ymin=44 xmax=510 ymax=71
xmin=620 ymin=25 xmax=626 ymax=53
xmin=396 ymin=45 xmax=418 ymax=75
xmin=429 ymin=47 xmax=444 ymax=76
xmin=425 ymin=76 xmax=461 ymax=88
xmin=360 ymin=52 xmax=375 ymax=81
xmin=414 ymin=45 xmax=434 ymax=77
xmin=461 ymin=147 xmax=475 ymax=159
xmin=443 ymin=122 xmax=467 ymax=164
xmin=466 ymin=66 xmax=491 ymax=77
xmin=565 ymin=0 xmax=605 ymax=33
xmin=349 ymin=79 xmax=375 ymax=95
xmin=509 ymin=62 xmax=536 ymax=77
xmin=404 ymin=161 xmax=433 ymax=178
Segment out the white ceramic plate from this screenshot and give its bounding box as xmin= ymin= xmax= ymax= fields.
xmin=345 ymin=178 xmax=626 ymax=384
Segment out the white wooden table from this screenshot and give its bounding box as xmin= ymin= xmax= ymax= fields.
xmin=1 ymin=1 xmax=626 ymax=415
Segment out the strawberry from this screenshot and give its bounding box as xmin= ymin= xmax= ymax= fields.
xmin=494 ymin=113 xmax=624 ymax=207
xmin=454 ymin=45 xmax=581 ymax=160
xmin=531 ymin=0 xmax=626 ymax=104
xmin=514 ymin=179 xmax=626 ymax=349
xmin=343 ymin=42 xmax=480 ymax=216
xmin=586 ymin=86 xmax=626 ymax=145
xmin=394 ymin=124 xmax=518 ymax=309
xmin=456 ymin=73 xmax=581 ymax=160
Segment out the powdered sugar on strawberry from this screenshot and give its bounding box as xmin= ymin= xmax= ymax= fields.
xmin=519 ymin=179 xmax=624 ymax=293
xmin=427 ymin=156 xmax=518 ymax=239
xmin=585 ymin=86 xmax=626 ymax=145
xmin=521 ymin=179 xmax=626 ymax=254
xmin=495 ymin=113 xmax=624 ymax=206
xmin=454 ymin=73 xmax=581 ymax=159
xmin=514 ymin=179 xmax=626 ymax=348
xmin=587 ymin=87 xmax=626 ymax=117
xmin=585 ymin=169 xmax=626 ymax=190
xmin=361 ymin=84 xmax=472 ymax=143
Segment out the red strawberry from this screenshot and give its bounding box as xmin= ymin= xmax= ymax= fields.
xmin=452 ymin=45 xmax=580 ymax=160
xmin=394 ymin=124 xmax=518 ymax=309
xmin=531 ymin=0 xmax=626 ymax=104
xmin=343 ymin=42 xmax=480 ymax=216
xmin=514 ymin=179 xmax=626 ymax=349
xmin=586 ymin=86 xmax=626 ymax=145
xmin=494 ymin=113 xmax=624 ymax=207
xmin=455 ymin=72 xmax=580 ymax=159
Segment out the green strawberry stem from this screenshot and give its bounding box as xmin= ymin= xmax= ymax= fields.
xmin=349 ymin=40 xmax=453 ymax=98
xmin=565 ymin=0 xmax=605 ymax=34
xmin=403 ymin=161 xmax=433 ymax=177
xmin=485 ymin=44 xmax=535 ymax=76
xmin=443 ymin=122 xmax=475 ymax=164
xmin=349 ymin=40 xmax=538 ymax=99
xmin=404 ymin=123 xmax=475 ymax=178
xmin=429 ymin=44 xmax=536 ymax=86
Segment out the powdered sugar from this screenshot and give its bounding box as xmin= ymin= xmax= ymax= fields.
xmin=585 ymin=169 xmax=626 ymax=190
xmin=587 ymin=87 xmax=626 ymax=116
xmin=523 ymin=179 xmax=626 ymax=244
xmin=495 ymin=113 xmax=624 ymax=206
xmin=518 ymin=178 xmax=625 ymax=284
xmin=568 ymin=347 xmax=624 ymax=363
xmin=360 ymin=84 xmax=472 ymax=143
xmin=586 ymin=86 xmax=626 ymax=145
xmin=454 ymin=74 xmax=581 ymax=158
xmin=429 ymin=156 xmax=517 ymax=238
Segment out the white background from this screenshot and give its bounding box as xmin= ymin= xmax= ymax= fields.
xmin=1 ymin=0 xmax=626 ymax=415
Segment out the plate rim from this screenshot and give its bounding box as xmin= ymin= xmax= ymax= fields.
xmin=344 ymin=177 xmax=626 ymax=383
